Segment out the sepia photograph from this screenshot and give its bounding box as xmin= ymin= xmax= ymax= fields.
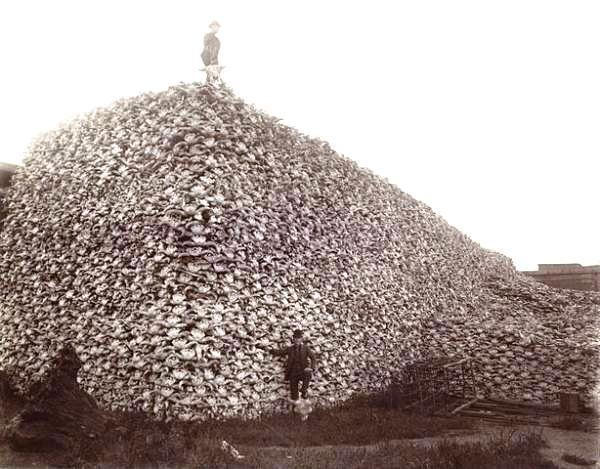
xmin=0 ymin=1 xmax=598 ymax=467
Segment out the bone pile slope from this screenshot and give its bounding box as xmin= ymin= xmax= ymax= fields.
xmin=424 ymin=276 xmax=600 ymax=405
xmin=0 ymin=83 xmax=596 ymax=420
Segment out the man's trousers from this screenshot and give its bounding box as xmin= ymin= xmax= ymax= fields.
xmin=289 ymin=370 xmax=311 ymax=400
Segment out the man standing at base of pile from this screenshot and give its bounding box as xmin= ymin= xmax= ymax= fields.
xmin=270 ymin=329 xmax=317 ymax=402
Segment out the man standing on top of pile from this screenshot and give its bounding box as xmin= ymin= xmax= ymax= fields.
xmin=270 ymin=329 xmax=317 ymax=403
xmin=202 ymin=21 xmax=222 ymax=84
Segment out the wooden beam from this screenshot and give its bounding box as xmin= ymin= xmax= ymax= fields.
xmin=451 ymin=397 xmax=480 ymax=415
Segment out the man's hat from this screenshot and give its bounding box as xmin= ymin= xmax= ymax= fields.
xmin=293 ymin=329 xmax=303 ymax=338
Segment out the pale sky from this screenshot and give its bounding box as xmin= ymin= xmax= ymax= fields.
xmin=0 ymin=1 xmax=598 ymax=271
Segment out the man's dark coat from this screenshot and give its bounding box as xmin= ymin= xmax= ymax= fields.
xmin=272 ymin=343 xmax=317 ymax=380
xmin=202 ymin=32 xmax=220 ymax=66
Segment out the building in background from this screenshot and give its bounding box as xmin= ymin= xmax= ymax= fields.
xmin=523 ymin=264 xmax=600 ymax=292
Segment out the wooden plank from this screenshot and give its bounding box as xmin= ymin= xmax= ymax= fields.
xmin=471 ymin=403 xmax=559 ymax=417
xmin=470 ymin=403 xmax=556 ymax=417
xmin=460 ymin=416 xmax=557 ymax=428
xmin=451 ymin=397 xmax=480 ymax=415
xmin=457 ymin=411 xmax=541 ymax=424
xmin=483 ymin=396 xmax=560 ymax=411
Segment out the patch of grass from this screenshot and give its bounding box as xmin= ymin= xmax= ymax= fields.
xmin=243 ymin=428 xmax=560 ymax=469
xmin=0 ymin=402 xmax=560 ymax=469
xmin=0 ymin=370 xmax=25 ymax=422
xmin=552 ymin=415 xmax=597 ymax=432
xmin=199 ymin=402 xmax=473 ymax=448
xmin=52 ymin=398 xmax=474 ymax=467
xmin=561 ymin=453 xmax=597 ymax=466
xmin=84 ymin=411 xmax=235 ymax=469
xmin=8 ymin=381 xmax=563 ymax=469
xmin=424 ymin=429 xmax=558 ymax=469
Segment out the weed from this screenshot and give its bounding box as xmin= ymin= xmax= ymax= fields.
xmin=561 ymin=453 xmax=597 ymax=466
xmin=552 ymin=415 xmax=597 ymax=432
xmin=241 ymin=428 xmax=560 ymax=469
xmin=412 ymin=430 xmax=558 ymax=469
xmin=0 ymin=383 xmax=565 ymax=469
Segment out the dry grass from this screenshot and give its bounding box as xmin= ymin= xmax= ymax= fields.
xmin=561 ymin=453 xmax=597 ymax=466
xmin=63 ymin=400 xmax=473 ymax=467
xmin=57 ymin=399 xmax=562 ymax=469
xmin=56 ymin=420 xmax=560 ymax=469
xmin=552 ymin=415 xmax=598 ymax=433
xmin=239 ymin=428 xmax=559 ymax=469
xmin=0 ymin=379 xmax=561 ymax=468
